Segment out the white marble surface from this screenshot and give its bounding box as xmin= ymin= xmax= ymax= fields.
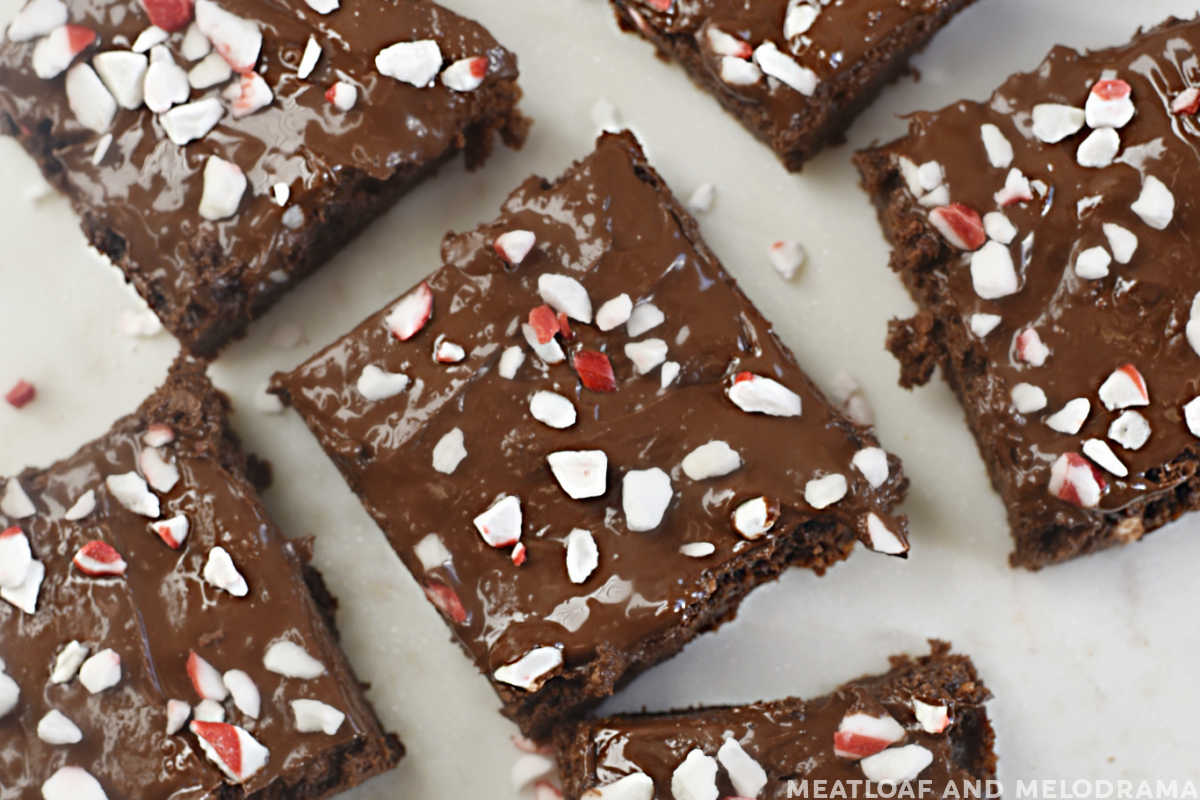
xmin=2 ymin=0 xmax=1199 ymax=793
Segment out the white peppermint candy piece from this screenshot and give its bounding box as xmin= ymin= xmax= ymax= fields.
xmin=727 ymin=373 xmax=802 ymax=417
xmin=1185 ymin=396 xmax=1200 ymax=438
xmin=493 ymin=646 xmax=562 ymax=691
xmin=191 ymin=721 xmax=269 ymax=783
xmin=161 ymin=97 xmax=225 ymax=145
xmin=7 ymin=0 xmax=67 ymax=42
xmin=264 ymin=640 xmax=325 ymax=679
xmin=151 ymin=514 xmax=189 ymax=549
xmin=1102 ymin=223 xmax=1137 ymax=264
xmin=529 ymin=391 xmax=576 ymax=429
xmin=1076 ymin=127 xmax=1119 ymax=168
xmin=917 ymin=161 xmax=944 ymax=192
xmin=181 ymin=22 xmax=211 ymax=60
xmin=671 ymin=748 xmax=719 ymax=800
xmin=105 ymin=471 xmax=159 ymax=517
xmin=627 ymin=302 xmax=665 ymax=337
xmin=861 ymin=744 xmax=934 ymax=784
xmin=222 ymin=71 xmax=273 ymax=117
xmin=1011 ymin=382 xmax=1047 ymax=414
xmin=805 ymin=473 xmax=847 ymax=509
xmin=37 ymin=709 xmax=83 ymax=745
xmin=187 ymin=51 xmax=232 ymax=89
xmin=41 ymin=767 xmax=108 ymax=800
xmin=913 ymin=699 xmax=950 ymax=733
xmin=140 ymin=446 xmax=179 ymax=493
xmin=1 ymin=479 xmax=34 ymax=518
xmin=688 ymin=182 xmax=716 ymax=213
xmin=144 ymin=45 xmax=189 ymax=112
xmin=548 ymin=450 xmax=608 ymax=500
xmin=979 ymin=123 xmax=1013 ymax=168
xmin=1049 ymin=453 xmax=1103 ymax=507
xmin=433 ymin=337 xmax=465 ymax=363
xmin=32 ymin=24 xmax=94 ymax=79
xmin=970 ymin=241 xmax=1018 ymax=299
xmin=660 ymin=361 xmax=681 ymax=388
xmin=783 ymin=0 xmax=820 ymax=37
xmin=165 ymin=698 xmax=191 ymax=734
xmin=384 ymin=282 xmax=433 ymax=340
xmin=50 ymin=640 xmax=89 ymax=684
xmin=0 ymin=672 xmax=18 ymax=718
xmin=969 ymin=313 xmax=1002 ymax=338
xmin=1031 ymin=103 xmax=1085 ymax=143
xmin=1015 ymin=327 xmax=1049 ymax=366
xmin=304 ymin=0 xmax=338 ymax=13
xmin=1 ymin=558 xmax=43 ymax=614
xmin=79 ymin=648 xmax=121 ymax=693
xmin=596 ymin=294 xmax=633 ymax=331
xmin=1109 ymin=410 xmax=1150 ymax=451
xmin=495 ymin=229 xmax=536 ymax=265
xmin=719 ymin=56 xmax=761 ymax=86
xmin=223 ymin=669 xmax=261 ymax=718
xmin=199 ymin=155 xmax=246 ymax=220
xmin=195 ymin=0 xmax=262 ymax=73
xmin=432 ymin=428 xmax=468 ymax=475
xmin=564 ymin=528 xmax=599 ymax=584
xmin=521 ymin=323 xmax=565 ymax=365
xmin=538 ymin=273 xmax=593 ymax=323
xmin=680 ymin=541 xmax=716 ymax=558
xmin=753 ymin=41 xmax=818 ymax=95
xmin=187 ymin=651 xmax=227 ymax=701
xmin=1045 ymin=397 xmax=1090 ymax=435
xmin=442 ymin=56 xmax=488 ymax=91
xmin=414 ymin=533 xmax=451 ymax=571
xmin=622 ymin=468 xmax=672 ymax=532
xmin=681 ymin=440 xmax=741 ymax=481
xmin=376 ymin=39 xmax=442 ymax=87
xmin=918 ymin=185 xmax=949 ymax=208
xmin=1083 ymin=438 xmax=1128 ymax=477
xmin=203 ymin=546 xmax=249 ymax=596
xmin=1086 ymin=80 xmax=1135 ymax=129
xmin=768 ymin=239 xmax=806 ymax=279
xmin=1074 ymin=245 xmax=1111 ymax=280
xmin=194 ymin=698 xmax=225 ymax=723
xmin=326 ymin=80 xmax=357 ymax=110
xmin=66 ymin=63 xmax=117 ymax=132
xmin=732 ymin=496 xmax=777 ymax=539
xmin=864 ymin=512 xmax=908 ymax=555
xmin=625 ymin=338 xmax=668 ymax=375
xmin=291 ymin=698 xmax=345 ymax=734
xmin=63 ymin=489 xmax=96 ymax=521
xmin=131 ymin=25 xmax=167 ymax=53
xmin=1188 ymin=292 xmax=1200 ymax=359
xmin=297 ymin=35 xmax=321 ymax=78
xmin=93 ymin=50 xmax=148 ymax=109
xmin=270 ymin=182 xmax=290 ymax=206
xmin=983 ymin=212 xmax=1016 ymax=245
xmin=705 ymin=26 xmax=752 ymax=58
xmin=497 ymin=346 xmax=525 ymax=379
xmin=0 ymin=527 xmax=32 ymax=589
xmin=718 ymin=737 xmax=768 ymax=798
xmin=994 ymin=167 xmax=1033 ymax=206
xmin=356 ymin=364 xmax=409 ymax=401
xmin=1098 ymin=364 xmax=1148 ymax=410
xmin=582 ymin=773 xmax=654 ymax=800
xmin=473 ymin=494 xmax=522 ymax=547
xmin=1131 ymin=175 xmax=1174 ymax=230
xmin=852 ymin=447 xmax=889 ymax=488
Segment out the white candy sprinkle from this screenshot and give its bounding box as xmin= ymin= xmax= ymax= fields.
xmin=105 ymin=471 xmax=159 ymax=517
xmin=767 ymin=239 xmax=806 ymax=279
xmin=1 ymin=559 xmax=42 ymax=614
xmin=679 ymin=542 xmax=716 ymax=558
xmin=727 ymin=373 xmax=802 ymax=417
xmin=522 ymin=323 xmax=565 ymax=365
xmin=529 ymin=391 xmax=577 ymax=429
xmin=564 ymin=528 xmax=599 ymax=584
xmin=375 ymin=39 xmax=442 ymax=87
xmin=304 ymin=0 xmax=338 ymax=13
xmin=1031 ymin=103 xmax=1085 ymax=143
xmin=187 ymin=51 xmax=232 ymax=89
xmin=131 ymin=25 xmax=167 ymax=53
xmin=1074 ymin=245 xmax=1111 ymax=280
xmin=193 ymin=699 xmax=224 ymax=722
xmin=753 ymin=40 xmax=818 ymax=94
xmin=979 ymin=123 xmax=1013 ymax=168
xmin=596 ymin=294 xmax=634 ymax=331
xmin=687 ymin=183 xmax=715 ymax=213
xmin=671 ymin=749 xmax=719 ymax=800
xmin=1109 ymin=410 xmax=1150 ymax=450
xmin=473 ymin=494 xmax=522 ymax=547
xmin=223 ymin=669 xmax=261 ymax=718
xmin=625 ymin=338 xmax=668 ymax=375
xmin=6 ymin=0 xmax=67 ymax=42
xmin=851 ymin=447 xmax=889 ymax=488
xmin=1011 ymin=382 xmax=1047 ymax=414
xmin=432 ymin=428 xmax=468 ymax=475
xmin=181 ymin=22 xmax=211 ymax=61
xmin=717 ymin=737 xmax=768 ymax=798
xmin=493 ymin=646 xmax=562 ymax=691
xmin=538 ymin=273 xmax=593 ymax=323
xmin=731 ymin=496 xmax=775 ymax=539
xmin=292 ymin=698 xmax=346 ymax=734
xmin=784 ymin=0 xmax=820 ymax=37
xmin=65 ymin=63 xmax=117 ymax=133
xmin=140 ymin=446 xmax=179 ymax=493
xmin=1131 ymin=175 xmax=1174 ymax=230
xmin=804 ymin=473 xmax=847 ymax=509
xmin=0 ymin=528 xmax=32 ymax=589
xmin=223 ymin=71 xmax=273 ymax=118
xmin=37 ymin=710 xmax=82 ymax=745
xmin=660 ymin=361 xmax=681 ymax=388
xmin=264 ymin=640 xmax=326 ymax=678
xmin=165 ymin=699 xmax=191 ymax=734
xmin=719 ymin=56 xmax=761 ymax=86
xmin=497 ymin=345 xmax=525 ymax=379
xmin=198 ymin=155 xmax=246 ymax=221
xmin=195 ymin=0 xmax=262 ymax=74
xmin=1045 ymin=397 xmax=1090 ymax=434
xmin=626 ymin=302 xmax=665 ymax=337
xmin=913 ymin=699 xmax=950 ymax=733
xmin=622 ymin=468 xmax=673 ymax=532
xmin=582 ymin=773 xmax=655 ymax=800
xmin=969 ymin=313 xmax=1002 ymax=338
xmin=50 ymin=641 xmax=89 ymax=684
xmin=297 ymin=35 xmax=322 ymax=79
xmin=970 ymin=240 xmax=1018 ymax=299
xmin=861 ymin=744 xmax=934 ymax=784
xmin=1083 ymin=438 xmax=1128 ymax=477
xmin=414 ymin=533 xmax=451 ymax=571
xmin=41 ymin=767 xmax=108 ymax=800
xmin=548 ymin=450 xmax=608 ymax=500
xmin=1102 ymin=223 xmax=1138 ymax=264
xmin=983 ymin=212 xmax=1016 ymax=245
xmin=93 ymin=50 xmax=147 ymax=109
xmin=162 ymin=97 xmax=226 ymax=149
xmin=78 ymin=648 xmax=121 ymax=693
xmin=144 ymin=45 xmax=189 ymax=112
xmin=681 ymin=440 xmax=741 ymax=481
xmin=203 ymin=546 xmax=249 ymax=597
xmin=441 ymin=56 xmax=487 ymax=92
xmin=1076 ymin=127 xmax=1119 ymax=168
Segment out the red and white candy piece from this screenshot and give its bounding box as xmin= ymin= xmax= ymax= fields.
xmin=852 ymin=447 xmax=889 ymax=488
xmin=564 ymin=528 xmax=599 ymax=584
xmin=384 ymin=281 xmax=433 ymax=340
xmin=1131 ymin=175 xmax=1174 ymax=230
xmin=913 ymin=699 xmax=950 ymax=734
xmin=1031 ymin=102 xmax=1085 ymax=143
xmin=804 ymin=473 xmax=847 ymax=509
xmin=627 ymin=302 xmax=664 ymax=337
xmin=375 ymin=39 xmax=441 ymax=87
xmin=0 ymin=672 xmax=16 ymax=718
xmin=325 ymin=80 xmax=357 ymax=110
xmin=547 ymin=450 xmax=608 ymax=500
xmin=37 ymin=709 xmax=83 ymax=744
xmin=166 ymin=698 xmax=191 ymax=734
xmin=582 ymin=773 xmax=654 ymax=800
xmin=979 ymin=123 xmax=1013 ymax=168
xmin=190 ymin=721 xmax=269 ymax=783
xmin=1083 ymin=438 xmax=1128 ymax=478
xmin=441 ymin=56 xmax=487 ymax=91
xmin=144 ymin=423 xmax=175 ymax=447
xmin=495 ymin=229 xmax=536 ymax=265
xmin=187 ymin=650 xmax=228 ymax=700
xmin=783 ymin=0 xmax=820 ymax=38
xmin=423 ymin=580 xmax=467 ymax=623
xmin=1098 ymin=364 xmax=1148 ymax=410
xmin=1173 ymin=87 xmax=1200 ymax=115
xmin=706 ymin=25 xmax=752 ymax=58
xmin=929 ymin=204 xmax=985 ymax=251
xmin=263 ymin=639 xmax=325 ymax=678
xmin=66 ymin=63 xmax=118 ymax=132
xmin=727 ymin=372 xmax=802 ymax=417
xmin=1109 ymin=410 xmax=1150 ymax=451
xmin=1015 ymin=327 xmax=1049 ymax=367
xmin=356 ymin=364 xmax=409 ymax=401
xmin=222 ymin=669 xmax=260 ymax=718
xmin=860 ymin=744 xmax=934 ymax=783
xmin=493 ymin=646 xmax=562 ymax=691
xmin=51 ymin=640 xmax=89 ymax=684
xmin=297 ymin=34 xmax=321 ymax=78
xmin=1102 ymin=223 xmax=1137 ymax=264
xmin=993 ymin=167 xmax=1033 ymax=207
xmin=970 ymin=241 xmax=1018 ymax=299
xmin=1074 ymin=244 xmax=1111 ymax=279
xmin=473 ymin=494 xmax=523 ymax=547
xmin=32 ymin=24 xmax=95 ymax=79
xmin=833 ymin=711 xmax=904 ymax=759
xmin=671 ymin=749 xmax=718 ymax=800
xmin=223 ymin=70 xmax=273 ymax=117
xmin=195 ymin=0 xmax=262 ymax=73
xmin=529 ymin=391 xmax=576 ymax=429
xmin=1049 ymin=452 xmax=1105 ymax=508
xmin=718 ymin=737 xmax=768 ymax=798
xmin=72 ymin=540 xmax=127 ymax=577
xmin=622 ymin=467 xmax=672 ymax=532
xmin=198 ymin=155 xmax=247 ymax=221
xmin=433 ymin=336 xmax=466 ymax=364
xmin=752 ymin=41 xmax=818 ymax=95
xmin=523 ymin=322 xmax=565 ymax=364
xmin=768 ymin=239 xmax=806 ymax=279
xmin=188 ymin=51 xmax=231 ymax=89
xmin=538 ymin=273 xmax=592 ymax=323
xmin=1 ymin=558 xmax=43 ymax=614
xmin=1045 ymin=397 xmax=1089 ymax=435
xmin=41 ymin=767 xmax=108 ymax=800
xmin=106 ymin=471 xmax=160 ymax=517
xmin=0 ymin=526 xmax=32 ymax=589
xmin=7 ymin=0 xmax=68 ymax=42
xmin=150 ymin=513 xmax=189 ymax=549
xmin=93 ymin=50 xmax=148 ymax=109
xmin=1011 ymin=382 xmax=1047 ymax=414
xmin=863 ymin=512 xmax=909 ymax=556
xmin=1085 ymin=78 xmax=1134 ymax=129
xmin=140 ymin=446 xmax=179 ymax=493
xmin=731 ymin=496 xmax=778 ymax=540
xmin=203 ymin=546 xmax=248 ymax=596
xmin=79 ymin=648 xmax=121 ymax=694
xmin=510 ymin=541 xmax=527 ymax=566
xmin=141 ymin=0 xmax=194 ymax=32
xmin=681 ymin=440 xmax=741 ymax=481
xmin=625 ymin=338 xmax=668 ymax=375
xmin=431 ymin=428 xmax=468 ymax=474
xmin=5 ymin=379 xmax=35 ymax=409
xmin=144 ymin=45 xmax=189 ymax=112
xmin=291 ymin=698 xmax=345 ymax=734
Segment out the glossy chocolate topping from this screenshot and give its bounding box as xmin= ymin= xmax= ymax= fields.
xmin=0 ymin=0 xmax=519 ymax=352
xmin=0 ymin=360 xmax=394 ymax=796
xmin=273 ymin=134 xmax=907 ymax=704
xmin=563 ymin=645 xmax=994 ymax=798
xmin=870 ymin=19 xmax=1200 ymax=530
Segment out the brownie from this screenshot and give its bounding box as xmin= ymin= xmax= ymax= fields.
xmin=270 ymin=131 xmax=911 ymax=739
xmin=607 ymin=0 xmax=976 ymax=171
xmin=557 ymin=642 xmax=996 ymax=798
xmin=0 ymin=0 xmax=526 ymax=357
xmin=855 ymin=17 xmax=1200 ymax=569
xmin=0 ymin=358 xmax=401 ymax=795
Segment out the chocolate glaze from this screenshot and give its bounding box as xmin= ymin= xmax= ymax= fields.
xmin=0 ymin=0 xmax=522 ymax=355
xmin=558 ymin=643 xmax=995 ymax=799
xmin=0 ymin=359 xmax=399 ymax=797
xmin=858 ymin=18 xmax=1200 ymax=563
xmin=273 ymin=133 xmax=907 ymax=733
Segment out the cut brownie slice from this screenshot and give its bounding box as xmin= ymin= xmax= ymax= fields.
xmin=557 ymin=642 xmax=996 ymax=798
xmin=0 ymin=0 xmax=526 ymax=356
xmin=0 ymin=358 xmax=401 ymax=796
xmin=856 ymin=17 xmax=1200 ymax=569
xmin=608 ymin=0 xmax=976 ymax=170
xmin=270 ymin=131 xmax=910 ymax=739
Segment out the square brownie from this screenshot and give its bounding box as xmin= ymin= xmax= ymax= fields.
xmin=0 ymin=358 xmax=401 ymax=796
xmin=270 ymin=131 xmax=911 ymax=739
xmin=607 ymin=0 xmax=976 ymax=170
xmin=0 ymin=0 xmax=526 ymax=356
xmin=557 ymin=642 xmax=996 ymax=798
xmin=855 ymin=18 xmax=1200 ymax=568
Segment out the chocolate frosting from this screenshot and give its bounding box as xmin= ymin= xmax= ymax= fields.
xmin=869 ymin=19 xmax=1200 ymax=532
xmin=0 ymin=360 xmax=394 ymax=796
xmin=0 ymin=0 xmax=519 ymax=352
xmin=273 ymin=134 xmax=907 ymax=706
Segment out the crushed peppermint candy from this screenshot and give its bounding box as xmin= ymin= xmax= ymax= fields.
xmin=376 ymin=39 xmax=442 ymax=87
xmin=671 ymin=749 xmax=719 ymax=800
xmin=105 ymin=471 xmax=160 ymax=517
xmin=4 ymin=379 xmax=36 ymax=409
xmin=442 ymin=56 xmax=488 ymax=91
xmin=564 ymin=528 xmax=599 ymax=584
xmin=983 ymin=212 xmax=1016 ymax=245
xmin=1130 ymin=174 xmax=1174 ymax=230
xmin=680 ymin=440 xmax=741 ymax=481
xmin=1015 ymin=327 xmax=1050 ymax=366
xmin=78 ymin=648 xmax=121 ymax=694
xmin=41 ymin=767 xmax=108 ymax=800
xmin=1085 ymin=78 xmax=1135 ymax=129
xmin=538 ymin=273 xmax=592 ymax=323
xmin=863 ymin=512 xmax=908 ymax=555
xmin=727 ymin=372 xmax=802 ymax=417
xmin=72 ymin=540 xmax=128 ymax=577
xmin=1031 ymin=102 xmax=1085 ymax=143
xmin=7 ymin=0 xmax=68 ymax=42
xmin=223 ymin=70 xmax=273 ymax=117
xmin=731 ymin=496 xmax=778 ymax=539
xmin=529 ymin=391 xmax=577 ymax=429
xmin=582 ymin=773 xmax=654 ymax=800
xmin=161 ymin=97 xmax=225 ymax=145
xmin=93 ymin=50 xmax=148 ymax=109
xmin=851 ymin=447 xmax=889 ymax=488
xmin=50 ymin=640 xmax=89 ymax=684
xmin=65 ymin=63 xmax=117 ymax=132
xmin=0 ymin=527 xmax=33 ymax=589
xmin=834 ymin=711 xmax=905 ymax=759
xmin=979 ymin=123 xmax=1013 ymax=168
xmin=187 ymin=650 xmax=228 ymax=701
xmin=1076 ymin=127 xmax=1119 ymax=169
xmin=433 ymin=336 xmax=466 ymax=363
xmin=188 ymin=50 xmax=232 ymax=88
xmin=970 ymin=240 xmax=1018 ymax=299
xmin=223 ymin=669 xmax=260 ymax=718
xmin=1 ymin=558 xmax=43 ymax=614
xmin=573 ymin=350 xmax=616 ymax=391
xmin=497 ymin=345 xmax=525 ymax=379
xmin=1049 ymin=452 xmax=1105 ymax=508
xmin=1 ymin=480 xmax=35 ymax=519
xmin=357 ymin=364 xmax=410 ymax=401
xmin=263 ymin=639 xmax=325 ymax=678
xmin=166 ymin=698 xmax=191 ymax=734
xmin=767 ymin=239 xmax=806 ymax=279
xmin=625 ymin=338 xmax=668 ymax=375
xmin=1108 ymin=410 xmax=1150 ymax=450
xmin=679 ymin=541 xmax=716 ymax=558
xmin=32 ymin=23 xmax=95 ymax=80
xmin=913 ymin=698 xmax=951 ymax=733
xmin=1045 ymin=398 xmax=1090 ymax=435
xmin=203 ymin=545 xmax=249 ymax=596
xmin=1011 ymin=382 xmax=1047 ymax=414
xmin=687 ymin=182 xmax=716 ymax=213
xmin=717 ymin=737 xmax=768 ymax=798
xmin=493 ymin=646 xmax=562 ymax=691
xmin=596 ymin=294 xmax=634 ymax=331
xmin=198 ymin=155 xmax=247 ymax=221
xmin=473 ymin=494 xmax=522 ymax=547
xmin=0 ymin=672 xmax=16 ymax=718
xmin=548 ymin=450 xmax=608 ymax=500
xmin=1074 ymin=244 xmax=1111 ymax=279
xmin=627 ymin=302 xmax=665 ymax=337
xmin=385 ymin=282 xmax=433 ymax=340
xmin=140 ymin=445 xmax=179 ymax=493
xmin=929 ymin=204 xmax=985 ymax=251
xmin=191 ymin=720 xmax=269 ymax=783
xmin=195 ymin=0 xmax=261 ymax=74
xmin=297 ymin=34 xmax=321 ymax=78
xmin=753 ymin=41 xmax=818 ymax=95
xmin=861 ymin=744 xmax=934 ymax=783
xmin=1102 ymin=223 xmax=1137 ymax=263
xmin=292 ymin=698 xmax=345 ymax=734
xmin=144 ymin=45 xmax=190 ymax=112
xmin=622 ymin=468 xmax=673 ymax=531
xmin=1082 ymin=438 xmax=1128 ymax=477
xmin=495 ymin=229 xmax=537 ymax=265
xmin=325 ymin=80 xmax=357 ymax=110
xmin=1098 ymin=363 xmax=1148 ymax=410
xmin=37 ymin=709 xmax=83 ymax=745
xmin=804 ymin=473 xmax=847 ymax=509
xmin=432 ymin=427 xmax=468 ymax=474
